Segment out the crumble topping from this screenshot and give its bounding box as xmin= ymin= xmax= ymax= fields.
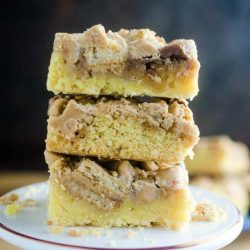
xmin=118 ymin=28 xmax=166 ymax=59
xmin=48 ymin=96 xmax=199 ymax=143
xmin=53 ymin=24 xmax=198 ymax=79
xmin=47 ymin=151 xmax=189 ymax=210
xmin=155 ymin=166 xmax=189 ymax=190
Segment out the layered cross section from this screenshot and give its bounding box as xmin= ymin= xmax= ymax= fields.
xmin=45 ymin=24 xmax=200 ymax=229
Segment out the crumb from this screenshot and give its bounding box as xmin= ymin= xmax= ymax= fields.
xmin=68 ymin=229 xmax=83 ymax=237
xmin=60 ymin=184 xmax=66 ymax=191
xmin=87 ymin=228 xmax=102 ymax=237
xmin=3 ymin=198 xmax=38 ymax=216
xmin=0 ymin=193 xmax=19 ymax=205
xmin=48 ymin=225 xmax=64 ymax=234
xmin=127 ymin=229 xmax=136 ymax=238
xmin=46 ymin=220 xmax=53 ymax=225
xmin=192 ymin=202 xmax=225 ymax=222
xmin=22 ymin=199 xmax=38 ymax=207
xmin=109 ymin=240 xmax=116 ymax=247
xmin=4 ymin=203 xmax=22 ymax=215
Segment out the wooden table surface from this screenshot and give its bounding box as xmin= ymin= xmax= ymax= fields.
xmin=0 ymin=171 xmax=249 ymax=250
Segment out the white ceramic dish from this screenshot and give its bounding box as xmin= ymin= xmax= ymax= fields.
xmin=0 ymin=182 xmax=243 ymax=250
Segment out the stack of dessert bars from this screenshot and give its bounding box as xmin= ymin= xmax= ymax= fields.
xmin=45 ymin=24 xmax=200 ymax=229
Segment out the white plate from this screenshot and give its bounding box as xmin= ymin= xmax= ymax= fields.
xmin=0 ymin=182 xmax=243 ymax=250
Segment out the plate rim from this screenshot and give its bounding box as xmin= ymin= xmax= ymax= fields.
xmin=0 ymin=182 xmax=244 ymax=250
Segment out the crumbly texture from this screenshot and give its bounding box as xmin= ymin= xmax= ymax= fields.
xmin=46 ymin=151 xmax=189 ymax=210
xmin=191 ymin=176 xmax=250 ymax=216
xmin=47 ymin=24 xmax=200 ymax=98
xmin=46 ymin=96 xmax=199 ymax=162
xmin=67 ymin=229 xmax=83 ymax=237
xmin=186 ymin=135 xmax=250 ymax=175
xmin=46 ymin=151 xmax=194 ymax=228
xmin=5 ymin=203 xmax=23 ymax=215
xmin=0 ymin=193 xmax=19 ymax=205
xmin=4 ymin=198 xmax=38 ymax=216
xmin=48 ymin=225 xmax=64 ymax=234
xmin=192 ymin=202 xmax=225 ymax=222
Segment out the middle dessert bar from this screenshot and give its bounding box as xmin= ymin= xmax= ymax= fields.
xmin=46 ymin=96 xmax=199 ymax=162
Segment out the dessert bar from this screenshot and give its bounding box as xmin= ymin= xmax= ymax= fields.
xmin=46 ymin=96 xmax=199 ymax=162
xmin=46 ymin=151 xmax=194 ymax=228
xmin=47 ymin=25 xmax=200 ymax=99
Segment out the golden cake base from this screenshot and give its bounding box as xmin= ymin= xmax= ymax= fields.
xmin=48 ymin=183 xmax=194 ymax=229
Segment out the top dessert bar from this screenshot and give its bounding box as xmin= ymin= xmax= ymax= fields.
xmin=47 ymin=24 xmax=200 ymax=98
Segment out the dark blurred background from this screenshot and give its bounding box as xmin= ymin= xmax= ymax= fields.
xmin=0 ymin=0 xmax=250 ymax=171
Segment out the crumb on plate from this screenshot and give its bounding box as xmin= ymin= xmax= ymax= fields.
xmin=0 ymin=193 xmax=19 ymax=205
xmin=22 ymin=199 xmax=38 ymax=207
xmin=5 ymin=203 xmax=22 ymax=215
xmin=48 ymin=225 xmax=64 ymax=234
xmin=46 ymin=220 xmax=53 ymax=225
xmin=68 ymin=229 xmax=83 ymax=237
xmin=127 ymin=229 xmax=136 ymax=238
xmin=3 ymin=198 xmax=38 ymax=216
xmin=192 ymin=201 xmax=225 ymax=222
xmin=86 ymin=228 xmax=102 ymax=237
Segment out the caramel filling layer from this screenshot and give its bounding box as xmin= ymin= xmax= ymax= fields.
xmin=46 ymin=151 xmax=188 ymax=210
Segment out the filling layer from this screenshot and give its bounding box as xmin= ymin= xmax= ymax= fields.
xmin=48 ymin=95 xmax=199 ymax=142
xmin=46 ymin=151 xmax=188 ymax=210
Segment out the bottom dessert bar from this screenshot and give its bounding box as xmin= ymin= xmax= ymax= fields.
xmin=45 ymin=151 xmax=195 ymax=229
